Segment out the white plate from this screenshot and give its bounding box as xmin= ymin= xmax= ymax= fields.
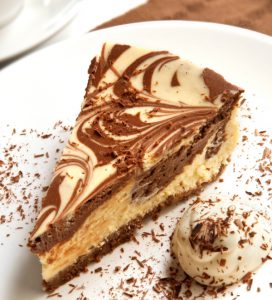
xmin=0 ymin=21 xmax=272 ymax=300
xmin=0 ymin=0 xmax=78 ymax=62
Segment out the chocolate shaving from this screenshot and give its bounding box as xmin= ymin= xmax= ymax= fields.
xmin=41 ymin=134 xmax=52 ymax=139
xmin=34 ymin=154 xmax=44 ymax=158
xmin=262 ymin=147 xmax=271 ymax=159
xmin=234 ymin=219 xmax=244 ymax=230
xmin=242 ymin=272 xmax=252 ymax=284
xmin=219 ymin=258 xmax=226 ymax=266
xmin=151 ymin=229 xmax=160 ymax=243
xmin=47 ymin=292 xmax=61 ymax=298
xmin=131 ymin=256 xmax=144 ymax=268
xmin=94 ymin=267 xmax=102 ymax=273
xmin=68 ymin=283 xmax=77 ymax=294
xmin=189 ymin=215 xmax=230 ymax=255
xmin=123 ymin=291 xmax=134 ymax=298
xmin=114 ymin=266 xmax=121 ymax=273
xmin=11 ymin=171 xmax=23 ymax=183
xmin=260 ymin=243 xmax=268 ymax=250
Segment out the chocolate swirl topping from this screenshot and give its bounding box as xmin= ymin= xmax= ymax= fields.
xmin=31 ymin=43 xmax=240 ymax=239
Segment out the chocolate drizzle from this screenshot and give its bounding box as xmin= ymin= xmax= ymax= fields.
xmin=79 ymin=101 xmax=217 ymax=163
xmin=143 ymin=56 xmax=179 ymax=92
xmin=90 ymin=44 xmax=130 ymax=87
xmin=202 ymin=68 xmax=242 ymax=101
xmin=171 ymin=71 xmax=180 ymax=87
xmin=33 ymin=175 xmax=65 ymax=237
xmin=113 ymin=51 xmax=168 ymax=97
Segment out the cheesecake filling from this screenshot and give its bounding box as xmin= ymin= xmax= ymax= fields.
xmin=40 ymin=109 xmax=238 ymax=282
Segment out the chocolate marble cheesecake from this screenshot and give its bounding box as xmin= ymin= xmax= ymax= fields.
xmin=28 ymin=43 xmax=243 ymax=291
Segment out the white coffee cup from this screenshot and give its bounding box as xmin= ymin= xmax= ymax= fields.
xmin=0 ymin=0 xmax=24 ymax=28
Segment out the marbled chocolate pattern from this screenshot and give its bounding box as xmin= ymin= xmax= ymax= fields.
xmin=31 ymin=43 xmax=240 ymax=239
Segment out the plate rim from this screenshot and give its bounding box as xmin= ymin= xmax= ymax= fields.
xmin=1 ymin=20 xmax=272 ymax=72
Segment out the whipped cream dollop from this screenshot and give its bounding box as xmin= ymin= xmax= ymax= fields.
xmin=172 ymin=199 xmax=272 ymax=286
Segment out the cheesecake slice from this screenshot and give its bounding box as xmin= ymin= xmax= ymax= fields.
xmin=28 ymin=43 xmax=243 ymax=291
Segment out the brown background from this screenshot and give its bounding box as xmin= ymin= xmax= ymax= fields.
xmin=1 ymin=0 xmax=271 ymax=69
xmin=96 ymin=0 xmax=272 ymax=35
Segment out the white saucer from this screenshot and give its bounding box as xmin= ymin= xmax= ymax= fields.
xmin=0 ymin=0 xmax=78 ymax=62
xmin=0 ymin=21 xmax=272 ymax=299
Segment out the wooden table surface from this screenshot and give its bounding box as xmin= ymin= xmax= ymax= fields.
xmin=96 ymin=0 xmax=272 ymax=35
